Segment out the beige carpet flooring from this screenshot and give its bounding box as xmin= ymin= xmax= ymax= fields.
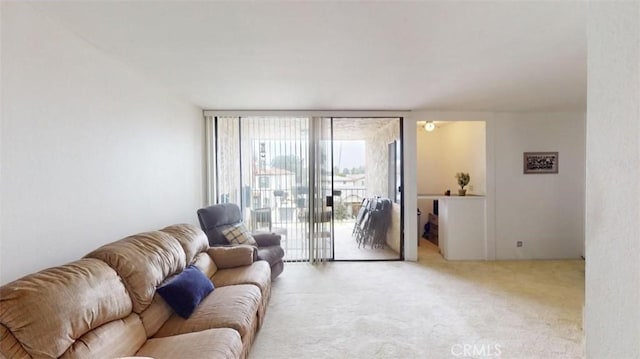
xmin=249 ymin=240 xmax=585 ymax=358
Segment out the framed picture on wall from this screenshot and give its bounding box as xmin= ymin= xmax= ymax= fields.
xmin=523 ymin=152 xmax=559 ymax=174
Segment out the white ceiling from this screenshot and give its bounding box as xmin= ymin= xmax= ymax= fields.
xmin=32 ymin=1 xmax=587 ymax=112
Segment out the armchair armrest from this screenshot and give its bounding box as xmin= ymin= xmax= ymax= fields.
xmin=253 ymin=232 xmax=281 ymax=247
xmin=207 ymin=245 xmax=257 ymax=269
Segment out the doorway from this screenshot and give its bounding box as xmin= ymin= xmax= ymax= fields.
xmin=331 ymin=118 xmax=403 ymax=260
xmin=416 ymin=120 xmax=487 ymax=259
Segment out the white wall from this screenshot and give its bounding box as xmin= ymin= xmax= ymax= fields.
xmin=416 ymin=125 xmax=445 ymax=195
xmin=493 ymin=112 xmax=585 ymax=259
xmin=441 ymin=122 xmax=487 ymax=195
xmin=586 ymin=2 xmax=640 ymax=357
xmin=365 ymin=121 xmax=399 ymax=198
xmin=416 ymin=128 xmax=442 ymax=233
xmin=0 ymin=3 xmax=203 ymax=284
xmin=417 ymin=121 xmax=486 ymax=196
xmin=412 ymin=111 xmax=585 ymax=260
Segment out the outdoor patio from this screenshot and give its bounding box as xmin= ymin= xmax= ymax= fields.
xmin=259 ymin=219 xmax=400 ymax=261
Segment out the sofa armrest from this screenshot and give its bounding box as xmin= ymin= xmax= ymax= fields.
xmin=207 ymin=245 xmax=257 ymax=269
xmin=253 ymin=233 xmax=281 ymax=247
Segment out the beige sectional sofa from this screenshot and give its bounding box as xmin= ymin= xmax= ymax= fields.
xmin=0 ymin=223 xmax=271 ymax=359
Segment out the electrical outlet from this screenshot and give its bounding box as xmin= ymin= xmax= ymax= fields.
xmin=469 ymin=185 xmax=474 ymax=192
xmin=517 ymin=241 xmax=523 ymax=247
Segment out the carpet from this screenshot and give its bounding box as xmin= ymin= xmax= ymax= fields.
xmin=249 ymin=241 xmax=584 ymax=358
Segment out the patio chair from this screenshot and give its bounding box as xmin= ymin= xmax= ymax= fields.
xmin=197 ymin=203 xmax=284 ymax=279
xmin=353 ymin=197 xmax=393 ymax=249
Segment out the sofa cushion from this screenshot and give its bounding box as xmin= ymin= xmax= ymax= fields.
xmin=138 ymin=294 xmax=174 ymax=338
xmin=192 ymin=251 xmax=218 ymax=278
xmin=154 ymin=284 xmax=261 ymax=339
xmin=212 ymin=260 xmax=271 ymax=295
xmin=161 ymin=224 xmax=209 ymax=265
xmin=0 ymin=259 xmax=132 ymax=358
xmin=0 ymin=324 xmax=29 ymax=358
xmin=221 ymin=223 xmax=257 ymax=246
xmin=157 ymin=266 xmax=214 ymax=319
xmin=85 ymin=230 xmax=186 ymax=313
xmin=212 ymin=261 xmax=272 ymax=327
xmin=61 ymin=314 xmax=146 ymax=359
xmin=136 ymin=328 xmax=242 ymax=359
xmin=208 ymin=245 xmax=256 ymax=269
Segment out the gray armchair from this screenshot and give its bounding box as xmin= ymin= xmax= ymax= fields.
xmin=197 ymin=203 xmax=284 ymax=279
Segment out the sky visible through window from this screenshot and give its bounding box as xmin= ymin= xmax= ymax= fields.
xmin=253 ymin=139 xmax=365 ymax=174
xmin=333 ymin=140 xmax=365 ymax=172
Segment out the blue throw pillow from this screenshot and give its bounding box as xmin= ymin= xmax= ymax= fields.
xmin=157 ymin=265 xmax=214 ymax=318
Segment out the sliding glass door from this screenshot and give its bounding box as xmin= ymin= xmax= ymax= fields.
xmin=213 ymin=116 xmax=331 ymax=262
xmin=331 ymin=118 xmax=402 ymax=260
xmin=209 ymin=115 xmax=403 ymax=262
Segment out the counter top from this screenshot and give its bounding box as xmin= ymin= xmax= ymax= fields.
xmin=417 ymin=194 xmax=485 ymax=199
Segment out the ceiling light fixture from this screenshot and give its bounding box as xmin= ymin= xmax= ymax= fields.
xmin=424 ymin=121 xmax=436 ymax=132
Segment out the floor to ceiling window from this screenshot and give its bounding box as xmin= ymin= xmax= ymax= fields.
xmin=206 ymin=114 xmax=404 ymax=262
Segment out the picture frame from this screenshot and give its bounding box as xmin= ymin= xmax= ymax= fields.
xmin=523 ymin=152 xmax=559 ymax=174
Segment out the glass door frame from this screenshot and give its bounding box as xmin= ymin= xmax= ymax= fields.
xmin=327 ymin=116 xmax=405 ymax=262
xmin=205 ymin=111 xmax=406 ymax=262
xmin=309 ymin=116 xmax=333 ymax=262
